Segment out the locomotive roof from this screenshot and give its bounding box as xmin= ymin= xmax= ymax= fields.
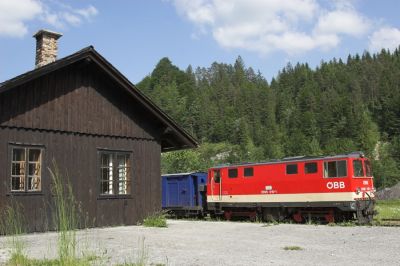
xmin=211 ymin=151 xmax=366 ymax=169
xmin=162 ymin=172 xmax=207 ymax=177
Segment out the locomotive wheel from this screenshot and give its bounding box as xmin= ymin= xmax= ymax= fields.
xmin=262 ymin=208 xmax=286 ymax=222
xmin=356 ymin=208 xmax=373 ymax=224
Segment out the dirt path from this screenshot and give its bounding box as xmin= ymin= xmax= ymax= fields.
xmin=0 ymin=220 xmax=399 ymax=265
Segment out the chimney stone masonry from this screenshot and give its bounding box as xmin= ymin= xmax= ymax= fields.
xmin=33 ymin=29 xmax=63 ymax=68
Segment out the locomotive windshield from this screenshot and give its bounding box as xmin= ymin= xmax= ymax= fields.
xmin=365 ymin=159 xmax=372 ymax=177
xmin=353 ymin=160 xmax=365 ymax=177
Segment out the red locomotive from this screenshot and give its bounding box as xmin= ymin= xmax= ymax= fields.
xmin=206 ymin=152 xmax=375 ymax=223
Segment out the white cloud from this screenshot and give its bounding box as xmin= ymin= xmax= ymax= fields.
xmin=369 ymin=27 xmax=400 ymax=52
xmin=75 ymin=5 xmax=98 ymax=20
xmin=170 ymin=0 xmax=372 ymax=55
xmin=62 ymin=12 xmax=81 ymax=26
xmin=314 ymin=9 xmax=370 ymax=37
xmin=0 ymin=0 xmax=98 ymax=38
xmin=0 ymin=0 xmax=43 ymax=37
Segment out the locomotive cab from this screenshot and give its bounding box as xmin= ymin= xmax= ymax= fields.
xmin=348 ymin=156 xmax=375 ymax=223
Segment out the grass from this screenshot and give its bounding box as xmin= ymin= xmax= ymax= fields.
xmin=7 ymin=254 xmax=97 ymax=266
xmin=327 ymin=221 xmax=356 ymax=227
xmin=375 ymin=199 xmax=400 ymax=220
xmin=142 ymin=212 xmax=167 ymax=228
xmin=49 ymin=163 xmax=79 ymax=265
xmin=0 ymin=203 xmax=26 ymax=263
xmin=283 ymin=246 xmax=303 ymax=251
xmin=2 ymin=162 xmax=97 ymax=266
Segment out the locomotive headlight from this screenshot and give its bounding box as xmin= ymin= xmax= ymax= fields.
xmin=350 ymin=202 xmax=356 ymax=210
xmin=355 ymin=187 xmax=361 ymax=195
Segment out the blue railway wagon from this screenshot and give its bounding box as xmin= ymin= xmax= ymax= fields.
xmin=162 ymin=172 xmax=207 ymax=217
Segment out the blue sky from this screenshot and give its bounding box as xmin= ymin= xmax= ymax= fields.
xmin=1 ymin=0 xmax=400 ymax=84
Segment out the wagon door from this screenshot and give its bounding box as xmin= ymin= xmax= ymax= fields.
xmin=210 ymin=169 xmax=222 ymax=201
xmin=179 ymin=177 xmax=191 ymax=207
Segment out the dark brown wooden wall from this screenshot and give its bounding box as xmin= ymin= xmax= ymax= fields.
xmin=0 ymin=63 xmax=162 ymax=140
xmin=0 ymin=62 xmax=163 ymax=231
xmin=0 ymin=127 xmax=161 ymax=231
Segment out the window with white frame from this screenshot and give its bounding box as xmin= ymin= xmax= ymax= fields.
xmin=11 ymin=147 xmax=42 ymax=192
xmin=100 ymin=151 xmax=130 ymax=195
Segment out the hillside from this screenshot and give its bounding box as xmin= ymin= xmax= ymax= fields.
xmin=137 ymin=48 xmax=400 ymax=188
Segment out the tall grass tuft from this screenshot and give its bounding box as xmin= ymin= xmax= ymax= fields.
xmin=1 ymin=203 xmax=26 ymax=265
xmin=48 ymin=161 xmax=79 ymax=265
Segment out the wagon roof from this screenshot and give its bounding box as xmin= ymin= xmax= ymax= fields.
xmin=162 ymin=172 xmax=207 ymax=177
xmin=211 ymin=151 xmax=366 ymax=169
xmin=0 ymin=46 xmax=198 ymax=152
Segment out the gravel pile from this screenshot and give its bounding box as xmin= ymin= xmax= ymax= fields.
xmin=376 ymin=182 xmax=400 ymax=200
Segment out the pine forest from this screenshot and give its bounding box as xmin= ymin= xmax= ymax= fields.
xmin=137 ymin=48 xmax=400 ymax=188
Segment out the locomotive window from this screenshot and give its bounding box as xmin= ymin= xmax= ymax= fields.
xmin=353 ymin=160 xmax=364 ymax=177
xmin=213 ymin=170 xmax=221 ymax=183
xmin=305 ymin=162 xmax=318 ymax=174
xmin=365 ymin=160 xmax=372 ymax=177
xmin=286 ymin=164 xmax=298 ymax=175
xmin=324 ymin=160 xmax=347 ymax=178
xmin=244 ymin=167 xmax=253 ymax=177
xmin=337 ymin=161 xmax=347 ymax=177
xmin=228 ymin=168 xmax=238 ymax=178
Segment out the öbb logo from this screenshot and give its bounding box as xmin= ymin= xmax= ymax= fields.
xmin=326 ymin=181 xmax=345 ymax=189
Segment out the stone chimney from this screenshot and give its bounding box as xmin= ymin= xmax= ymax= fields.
xmin=33 ymin=29 xmax=63 ymax=68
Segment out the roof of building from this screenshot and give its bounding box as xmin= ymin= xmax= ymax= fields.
xmin=0 ymin=46 xmax=198 ymax=152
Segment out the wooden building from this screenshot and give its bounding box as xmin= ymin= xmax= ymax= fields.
xmin=0 ymin=30 xmax=197 ymax=232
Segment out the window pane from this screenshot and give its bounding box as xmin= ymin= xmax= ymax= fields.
xmin=326 ymin=161 xmax=337 ymax=178
xmin=101 ymin=181 xmax=113 ymax=194
xmin=353 ymin=160 xmax=364 ymax=177
xmin=286 ymin=164 xmax=298 ymax=175
xmin=305 ymin=162 xmax=317 ymax=174
xmin=12 ymin=162 xmax=25 ymax=176
xmin=12 ymin=176 xmax=24 ymax=191
xmin=28 ymin=149 xmax=42 ymax=191
xmin=337 ymin=160 xmax=347 ymax=177
xmin=213 ymin=170 xmax=220 ymax=183
xmin=13 ymin=148 xmax=25 ymax=162
xmin=100 ymin=153 xmax=113 ymax=194
xmin=117 ymin=154 xmax=129 ymax=195
xmin=28 ymin=149 xmax=41 ymax=162
xmin=365 ymin=160 xmax=372 ymax=177
xmin=100 ymin=152 xmax=131 ymax=195
xmin=12 ymin=148 xmax=26 ymax=191
xmin=228 ymin=168 xmax=238 ymax=178
xmin=244 ymin=167 xmax=253 ymax=177
xmin=101 ymin=153 xmax=111 ymax=167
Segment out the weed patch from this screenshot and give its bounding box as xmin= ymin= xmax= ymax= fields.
xmin=142 ymin=212 xmax=167 ymax=228
xmin=283 ymin=246 xmax=303 ymax=251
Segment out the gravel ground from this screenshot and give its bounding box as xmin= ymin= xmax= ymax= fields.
xmin=0 ymin=220 xmax=399 ymax=266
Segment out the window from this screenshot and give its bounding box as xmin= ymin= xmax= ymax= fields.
xmin=305 ymin=162 xmax=318 ymax=174
xmin=353 ymin=160 xmax=365 ymax=177
xmin=324 ymin=160 xmax=347 ymax=178
xmin=11 ymin=147 xmax=42 ymax=192
xmin=100 ymin=151 xmax=130 ymax=195
xmin=228 ymin=168 xmax=238 ymax=178
xmin=213 ymin=170 xmax=221 ymax=183
xmin=286 ymin=164 xmax=298 ymax=175
xmin=365 ymin=160 xmax=372 ymax=177
xmin=244 ymin=167 xmax=254 ymax=177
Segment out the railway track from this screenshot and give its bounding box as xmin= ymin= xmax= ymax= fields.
xmin=377 ymin=218 xmax=400 ymax=226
